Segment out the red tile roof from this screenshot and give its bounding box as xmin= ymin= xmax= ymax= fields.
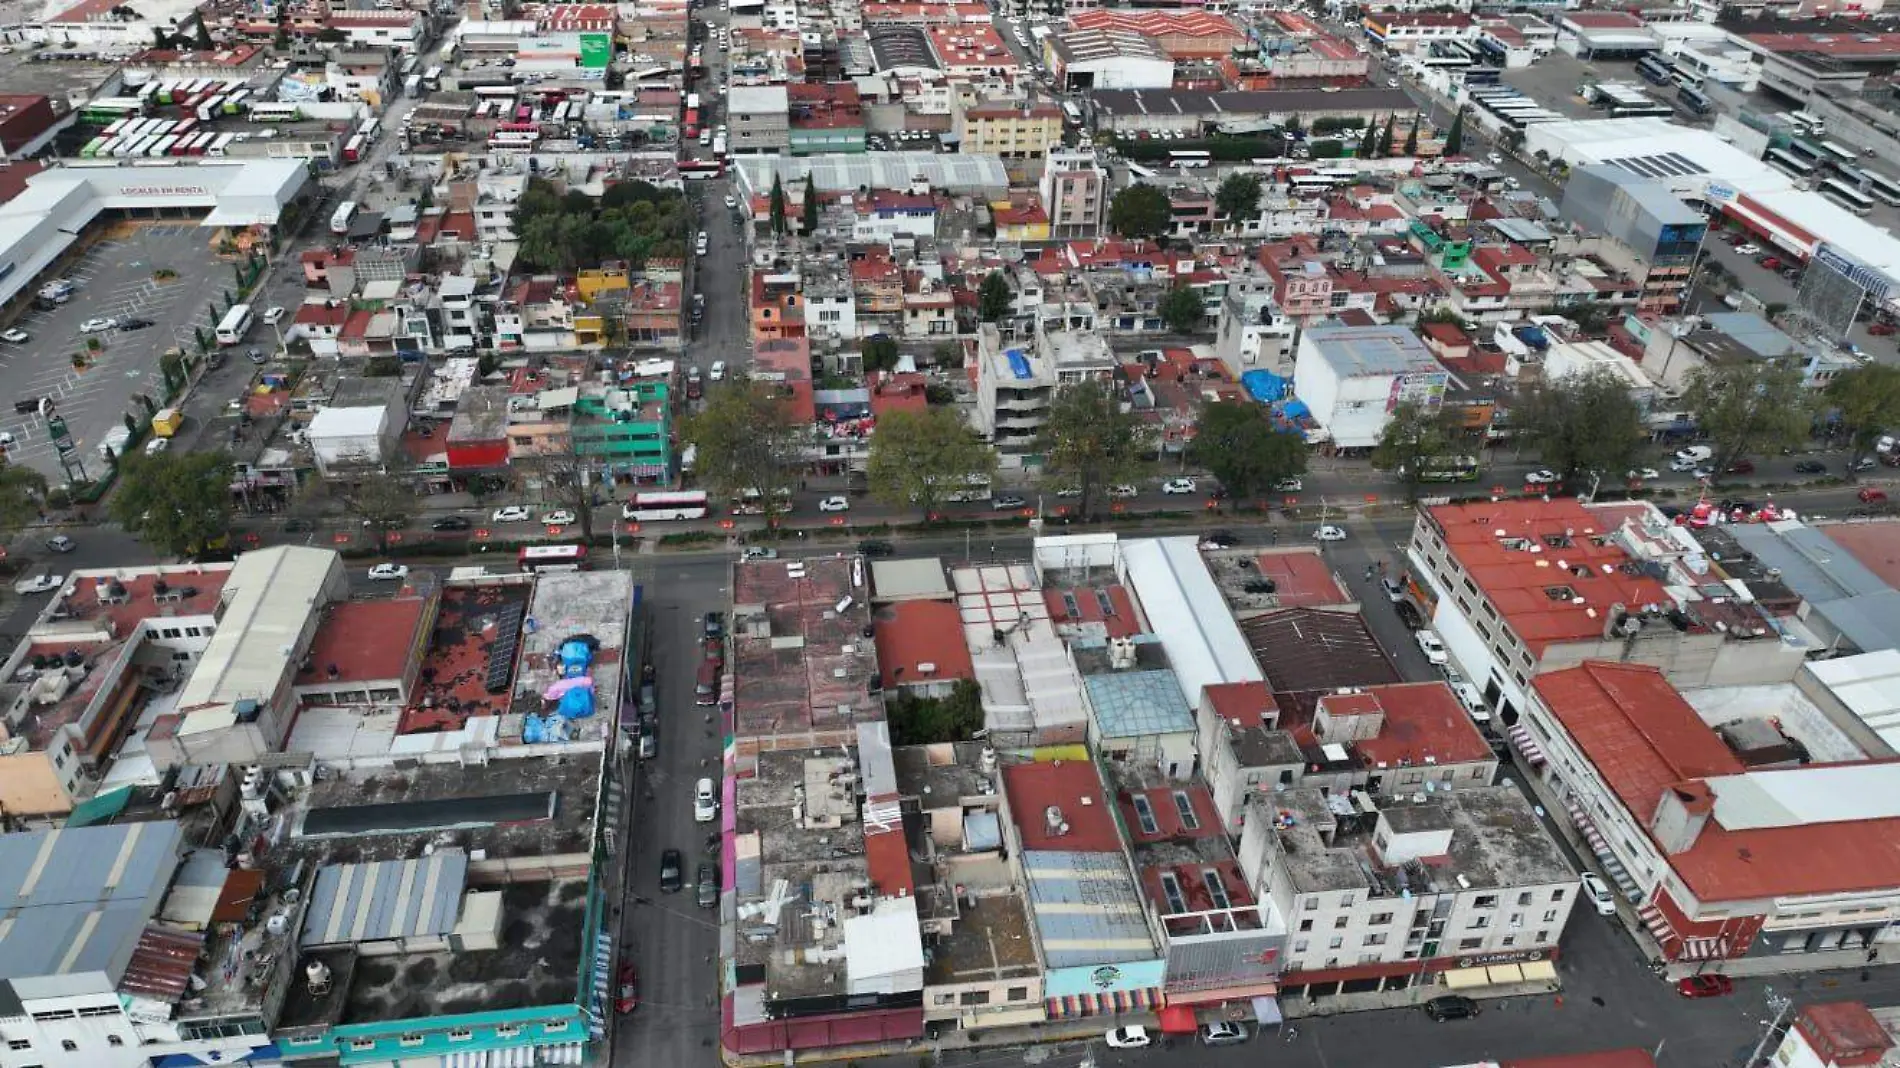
xmin=1003 ymin=760 xmax=1123 ymax=852
xmin=1535 ymin=663 xmax=1900 ymax=902
xmin=1815 ymin=522 xmax=1900 ymax=591
xmin=874 ymin=600 xmax=976 ymax=688
xmin=1504 ymin=1053 xmax=1656 ymax=1068
xmin=1043 ymin=584 xmax=1141 ymax=637
xmin=59 ymin=569 xmax=231 ymax=640
xmin=1205 ymin=680 xmax=1277 ymax=724
xmin=1795 ymin=1003 xmax=1894 ymax=1068
xmin=868 ymin=372 xmax=930 ymax=418
xmin=300 ymin=598 xmax=429 ymax=687
xmin=1249 ymin=551 xmax=1352 ymax=608
xmin=403 ymin=583 xmax=535 ymax=734
xmin=1425 ymin=498 xmax=1669 ymax=655
xmin=1331 ymin=682 xmax=1491 ymax=768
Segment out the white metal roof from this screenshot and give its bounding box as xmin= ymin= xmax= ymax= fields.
xmin=306 ymin=405 xmax=387 ymax=440
xmin=1804 ymin=649 xmax=1900 ymax=754
xmin=1708 ymin=764 xmax=1900 ymax=830
xmin=176 ymin=546 xmax=339 ymax=730
xmin=1120 ymin=536 xmax=1263 ymax=708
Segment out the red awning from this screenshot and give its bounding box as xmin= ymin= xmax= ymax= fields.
xmin=1157 ymin=1005 xmax=1200 ymax=1034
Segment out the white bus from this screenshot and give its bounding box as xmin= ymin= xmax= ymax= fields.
xmin=215 ymin=304 xmax=254 ymax=346
xmin=1062 ymin=100 xmax=1083 ymax=126
xmin=404 ymin=73 xmax=424 ymax=97
xmin=1168 ymin=150 xmax=1211 ymax=168
xmin=330 ymin=201 xmax=359 ymax=235
xmin=1766 ymin=148 xmax=1815 ymax=178
xmin=622 ymin=491 xmax=710 ymax=522
xmin=148 ymin=135 xmax=179 ymax=157
xmin=1790 ymin=110 xmax=1826 ymax=135
xmin=1821 ymin=178 xmax=1874 ymax=216
xmin=209 ymin=132 xmax=237 ymax=157
xmin=248 ymin=102 xmax=304 ymax=123
xmin=423 ymin=65 xmax=443 ymax=90
xmin=1818 ymin=141 xmax=1858 ymax=166
xmin=488 ymin=131 xmax=539 ymax=150
xmin=1864 ymin=170 xmax=1900 ymax=207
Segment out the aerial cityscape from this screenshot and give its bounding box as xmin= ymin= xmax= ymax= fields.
xmin=4 ymin=0 xmax=1900 ymax=1065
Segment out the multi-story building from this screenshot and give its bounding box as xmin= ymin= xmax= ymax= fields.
xmin=956 ymin=101 xmax=1065 ymax=158
xmin=1213 ymin=266 xmax=1296 ymax=376
xmin=787 ymin=82 xmax=868 ymax=154
xmin=1067 ymin=10 xmax=1248 ymax=59
xmin=1559 ymin=166 xmax=1706 ymax=313
xmin=1291 ymin=325 xmax=1448 ymax=451
xmin=729 ymin=85 xmax=792 ymax=153
xmin=1238 ymin=783 xmax=1578 ymax=999
xmin=973 ymin=323 xmax=1117 ymax=453
xmin=1361 ymin=12 xmax=1478 ymax=52
xmin=1770 ymin=1001 xmax=1896 ymax=1068
xmin=1403 ymin=498 xmax=1807 ymax=731
xmin=1638 ymin=310 xmax=1856 ymax=393
xmin=569 ymin=376 xmax=671 ymax=479
xmin=751 ymin=268 xmax=807 ymax=342
xmin=1039 ymin=150 xmax=1108 ymax=239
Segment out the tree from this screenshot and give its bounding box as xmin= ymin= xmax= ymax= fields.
xmin=1377 ymin=114 xmax=1396 ymax=159
xmin=1214 ymin=172 xmax=1262 ymax=230
xmin=0 ymin=465 xmax=49 ymax=541
xmin=1037 ymin=378 xmax=1153 ymax=519
xmin=1372 ymin=401 xmax=1463 ymax=501
xmin=681 ymin=381 xmax=804 ymax=525
xmin=1443 ymin=108 xmax=1466 ymax=157
xmin=1108 ymin=183 xmax=1170 ymax=240
xmin=1283 ymin=113 xmax=1303 ymax=138
xmin=865 ymin=408 xmax=997 ymax=519
xmin=1680 ymin=360 xmax=1812 ymax=475
xmin=801 ymin=173 xmax=819 ymax=234
xmin=1823 ymin=363 xmax=1900 ymax=469
xmin=320 ymin=463 xmax=421 ymax=555
xmin=769 ymin=175 xmax=788 ymax=237
xmin=1159 ymin=286 xmax=1207 ymax=335
xmin=526 ymin=441 xmax=605 ymax=545
xmin=978 ymin=270 xmax=1013 ymax=323
xmin=886 ymin=680 xmax=984 ymax=746
xmin=512 ymin=177 xmax=689 ymax=272
xmin=1403 ymin=116 xmax=1419 ymax=157
xmin=1188 ymin=400 xmax=1306 ymax=500
xmin=1513 ymin=368 xmax=1646 ymax=488
xmin=861 ymin=334 xmax=900 ymax=373
xmin=1358 ymin=121 xmax=1378 ymax=160
xmin=109 ymin=449 xmax=234 ymax=557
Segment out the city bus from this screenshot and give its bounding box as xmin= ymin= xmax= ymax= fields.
xmin=78 ymin=136 xmax=107 ymax=158
xmin=1677 ymin=86 xmax=1712 ymax=115
xmin=1790 ymin=109 xmax=1825 ymax=135
xmin=678 ymin=159 xmax=724 ymax=180
xmin=1863 ymin=170 xmax=1900 ymax=207
xmin=1818 ymin=141 xmax=1859 ymax=166
xmin=489 ymin=131 xmax=539 ymax=150
xmin=404 ymin=73 xmax=424 ymax=98
xmin=331 ymin=200 xmax=359 ymax=235
xmin=1787 ymin=138 xmax=1825 ymax=162
xmin=622 ymin=491 xmax=710 ymax=521
xmin=79 ymin=98 xmax=146 ymax=123
xmin=1821 ymin=178 xmax=1874 ymax=216
xmin=1168 ymin=150 xmax=1212 ymax=168
xmin=1413 ymin=455 xmax=1481 ymax=483
xmin=209 ymin=132 xmax=237 ymax=156
xmin=102 ymin=118 xmax=130 ymax=136
xmin=215 ymin=304 xmax=255 ymax=346
xmin=248 ymin=102 xmax=304 ymax=123
xmin=423 ymin=65 xmax=443 ymax=90
xmin=343 ymin=134 xmax=367 ymax=162
xmin=148 ymin=135 xmax=179 ymax=157
xmin=1766 ymin=148 xmax=1815 ymax=179
xmin=1635 ymin=54 xmax=1672 ymax=84
xmin=518 ymin=544 xmax=589 ymax=572
xmin=196 ymin=94 xmax=225 ymax=122
xmin=189 ymin=132 xmax=218 ymax=155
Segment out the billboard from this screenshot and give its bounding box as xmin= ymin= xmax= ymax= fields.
xmin=580 ymin=32 xmax=612 ymax=69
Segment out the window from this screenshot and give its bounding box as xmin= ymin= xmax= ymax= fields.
xmin=1469 ymin=916 xmax=1490 ymax=929
xmin=543 ymin=1021 xmax=570 ymax=1034
xmin=1459 ymin=937 xmax=1484 ymax=950
xmin=1369 ymin=912 xmax=1393 ymax=925
xmin=1543 ymin=909 xmax=1558 ymax=922
xmin=1007 ymin=987 xmax=1029 ymax=1001
xmin=1131 ymin=795 xmax=1159 ymax=835
xmin=1502 ymin=935 xmax=1517 ymax=947
xmin=1537 ymin=930 xmax=1551 ymax=943
xmin=1160 ymin=872 xmax=1188 ymax=913
xmin=934 ymin=993 xmax=955 ymax=1006
xmin=1339 ymin=894 xmax=1354 ymax=908
xmin=62 ymin=1041 xmax=78 ymax=1052
xmin=1334 ymin=914 xmax=1352 ymax=929
xmin=1517 ymin=892 xmax=1533 ymax=906
xmin=1328 ymin=936 xmax=1344 ymax=949
xmin=108 ymin=1035 xmax=125 ymax=1047
xmin=1304 ymin=899 xmax=1319 ymax=912
xmin=1551 ymin=888 xmax=1566 ymax=901
xmin=349 ymin=1039 xmax=376 ymax=1052
xmin=1298 ymin=919 xmax=1313 ymax=932
xmin=1294 ymin=939 xmax=1309 ymax=953
xmin=1202 ymin=869 xmax=1231 ymax=910
xmin=449 ymin=1028 xmax=473 ymax=1042
xmin=7 ymin=1040 xmax=30 ymax=1051
xmin=1172 ymin=791 xmax=1199 ymax=830
xmin=1473 ymin=894 xmax=1497 ymax=909
xmin=1363 ymin=933 xmax=1388 ymax=946
xmin=400 ymin=1034 xmax=424 ymax=1048
xmin=960 ymin=990 xmax=991 ymax=1006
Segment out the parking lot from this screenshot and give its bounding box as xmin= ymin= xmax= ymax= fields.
xmin=0 ymin=223 xmax=233 ymax=478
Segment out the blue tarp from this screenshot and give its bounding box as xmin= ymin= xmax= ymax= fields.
xmin=1242 ymin=369 xmax=1288 ymax=404
xmin=1006 ymin=349 xmax=1032 ymax=380
xmin=1282 ymin=398 xmax=1311 ymax=421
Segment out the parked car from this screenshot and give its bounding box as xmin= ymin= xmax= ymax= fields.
xmin=432 ymin=515 xmax=472 ymax=531
xmin=1627 ymin=467 xmax=1660 ymax=482
xmin=262 ymin=305 xmax=286 ymax=325
xmin=1313 ymin=524 xmax=1347 ymax=542
xmin=1200 ymin=529 xmax=1240 ymax=549
xmin=857 ymin=539 xmax=894 ymax=557
xmin=1870 ymin=321 xmax=1897 ymax=336
xmin=710 ymin=360 xmax=727 ymax=381
xmin=1109 ymin=484 xmax=1141 ymax=499
xmin=78 ymin=317 xmax=115 ymax=333
xmin=1859 ymin=487 xmax=1889 ymax=503
xmin=1424 ymin=995 xmax=1480 ymax=1022
xmin=994 ymin=494 xmax=1027 ymax=509
xmin=1199 ymin=1022 xmax=1249 ymax=1046
xmin=1676 ymin=974 xmax=1735 ymax=999
xmin=1394 ymin=601 xmax=1424 ymax=630
xmin=659 ymin=848 xmax=684 ymax=892
xmin=1734 ymin=243 xmax=1761 ymax=255
xmin=1 ymin=327 xmax=30 ymax=343
xmin=1794 ymin=461 xmax=1827 ymax=474
xmin=1674 ymin=445 xmax=1714 ymax=464
xmin=1724 ymin=459 xmax=1755 ymax=474
xmin=724 ymin=194 xmax=738 ymax=209
xmin=694 ymin=777 xmax=719 ymax=822
xmin=1104 ymin=1026 xmax=1152 ymax=1049
xmin=696 ymin=864 xmax=719 ymax=908
xmin=13 ymin=573 xmax=64 ymax=595
xmin=117 ymin=317 xmax=154 ymax=330
xmin=1580 ymin=872 xmax=1617 ymax=915
xmin=817 ymin=495 xmax=850 ymax=512
xmin=143 ymin=437 xmax=169 ymax=456
xmin=1380 ymin=576 xmax=1406 ymax=604
xmin=541 ymin=509 xmax=576 ymax=525
xmin=1415 ymin=630 xmax=1449 ymax=665
xmin=1274 ymin=477 xmax=1304 ymax=492
xmin=1759 ymin=255 xmax=1784 ymax=270
xmin=1524 ymin=469 xmax=1558 ymax=485
xmin=740 ymin=547 xmax=779 ymax=561
xmin=367 ymin=563 xmax=410 ymax=582
xmin=1692 ymin=467 xmax=1716 ymax=482
xmin=44 ymin=535 xmax=75 ymax=553
xmin=615 ymin=962 xmax=639 ymax=1013
xmin=491 ymin=505 xmax=534 ymax=522
xmin=1161 ymin=477 xmax=1198 ymax=494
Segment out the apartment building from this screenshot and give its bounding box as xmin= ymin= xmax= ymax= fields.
xmin=973 ymin=323 xmax=1117 ymax=453
xmin=1039 ymin=150 xmax=1108 ymax=239
xmin=956 ymin=101 xmax=1065 ymax=159
xmin=729 ymin=85 xmax=792 ymax=153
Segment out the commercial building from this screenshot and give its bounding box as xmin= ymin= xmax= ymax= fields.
xmin=729 ymin=555 xmax=883 ymax=771
xmin=1770 ymin=1001 xmax=1895 ymax=1068
xmin=1047 ymin=31 xmax=1175 ymax=92
xmin=1291 ymin=324 xmax=1448 ymax=451
xmin=1520 ymin=661 xmax=1900 ymax=969
xmin=1731 ymin=31 xmax=1900 ymax=103
xmin=955 ymin=101 xmax=1065 ymax=158
xmin=1089 ymin=88 xmax=1418 ymax=137
xmin=1405 ymin=497 xmax=1806 ymax=731
xmin=1559 ymin=165 xmax=1706 ymax=312
xmin=728 ymin=85 xmax=792 ymax=154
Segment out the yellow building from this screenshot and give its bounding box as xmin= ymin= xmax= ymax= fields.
xmin=956 ymin=101 xmax=1066 ymax=159
xmin=576 ymin=266 xmax=631 ymax=305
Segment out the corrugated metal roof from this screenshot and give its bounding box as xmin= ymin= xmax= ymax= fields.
xmin=733 ymin=152 xmax=1009 ymax=197
xmin=1121 ymin=536 xmax=1263 ymax=705
xmin=177 ymin=546 xmax=339 ymax=725
xmin=1021 ymin=850 xmax=1156 ymax=968
xmin=0 ymin=821 xmax=184 ymax=981
xmin=118 ymin=926 xmax=205 ymax=1001
xmin=299 ymin=849 xmax=469 ymax=949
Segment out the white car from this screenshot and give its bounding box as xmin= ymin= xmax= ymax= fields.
xmin=1105 ymin=1025 xmax=1152 ymax=1049
xmin=1161 ymin=477 xmax=1197 ymax=495
xmin=143 ymin=437 xmax=169 ymax=456
xmin=12 ymin=573 xmax=64 ymax=596
xmin=1628 ymin=467 xmax=1660 ymax=481
xmin=724 ymin=194 xmax=738 ymax=209
xmin=817 ymin=495 xmax=850 ymax=512
xmin=1486 ymin=152 xmax=1503 ymax=165
xmin=1668 ymin=457 xmax=1702 ymax=472
xmin=1734 ymin=243 xmax=1761 ymax=256
xmin=78 ymin=317 xmax=115 ymax=333
xmin=1274 ymin=477 xmax=1304 ymax=492
xmin=367 ymin=563 xmax=410 ymax=582
xmin=694 ymin=777 xmax=719 ymax=822
xmin=1415 ymin=630 xmax=1449 ymax=665
xmin=262 ymin=305 xmax=286 ymax=325
xmin=492 ymin=505 xmax=534 ymax=522
xmin=1674 ymin=445 xmax=1714 ymax=464
xmin=1108 ymin=484 xmax=1140 ymax=499
xmin=1524 ymin=469 xmax=1558 ymax=485
xmin=709 ymin=360 xmax=726 ymax=381
xmin=542 ymin=509 xmax=577 ymax=526
xmin=740 ymin=547 xmax=779 ymax=561
xmin=1314 ymin=524 xmax=1347 ymax=542
xmin=1 ymin=327 xmax=28 ymax=343
xmin=1580 ymin=872 xmax=1617 ymax=916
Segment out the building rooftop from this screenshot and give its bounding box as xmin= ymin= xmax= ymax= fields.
xmin=869 ymin=557 xmax=952 ymax=602
xmin=298 ymin=596 xmax=432 ymax=689
xmin=1241 ymin=608 xmax=1398 ymax=698
xmin=1302 ymin=323 xmax=1442 ymax=378
xmin=42 ymin=565 xmax=233 ymax=637
xmin=922 ymin=893 xmax=1038 ymax=986
xmin=1794 ymin=1002 xmax=1894 ymax=1068
xmin=1020 ymin=849 xmax=1156 ymax=969
xmin=1002 ymin=758 xmax=1122 ymax=852
xmin=1535 ymin=662 xmax=1900 ymax=902
xmin=1425 ymin=498 xmax=1673 ymax=655
xmin=1081 ymin=663 xmax=1195 ymax=739
xmin=401 ymin=579 xmax=536 ymax=734
xmin=0 ymin=821 xmax=184 ymax=983
xmin=1316 ymin=682 xmax=1493 ymax=770
xmin=731 ymin=556 xmax=882 ymax=745
xmin=508 ymin=570 xmax=633 ymax=742
xmin=1203 ymin=546 xmax=1354 ymax=615
xmin=874 ymin=600 xmax=976 ymax=689
xmin=1108 ymin=770 xmax=1261 ymax=937
xmin=1818 ymin=520 xmax=1900 ymax=591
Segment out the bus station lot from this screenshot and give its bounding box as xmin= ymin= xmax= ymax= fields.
xmin=0 ymin=224 xmax=231 ymax=479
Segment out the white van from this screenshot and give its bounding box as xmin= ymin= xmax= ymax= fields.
xmin=1673 ymin=445 xmax=1714 ymax=464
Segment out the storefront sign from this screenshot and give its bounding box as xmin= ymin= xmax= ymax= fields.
xmin=1456 ymin=949 xmax=1546 ymax=968
xmin=1045 ymin=959 xmax=1166 ymax=998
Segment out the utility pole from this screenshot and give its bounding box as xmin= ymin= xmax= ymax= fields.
xmin=1741 ymin=985 xmax=1795 ymax=1068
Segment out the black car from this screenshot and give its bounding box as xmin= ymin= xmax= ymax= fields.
xmin=1793 ymin=461 xmax=1827 ymax=474
xmin=704 ymin=611 xmax=725 ymax=639
xmin=857 ymin=539 xmax=895 ymax=558
xmin=696 ymin=864 xmax=718 ymax=908
xmin=1424 ymin=995 xmax=1480 ymax=1022
xmin=1200 ymin=529 xmax=1240 ymax=548
xmin=283 ymin=518 xmax=314 ymax=533
xmin=1393 ymin=600 xmax=1423 ymax=631
xmin=118 ymin=317 xmax=155 ymax=330
xmin=13 ymin=397 xmax=41 ymax=415
xmin=659 ymin=848 xmax=684 ymax=893
xmin=432 ymin=515 xmax=473 ymax=531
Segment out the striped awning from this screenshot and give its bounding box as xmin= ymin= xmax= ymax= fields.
xmin=1044 ymin=988 xmax=1159 ymax=1019
xmin=1679 ymin=936 xmax=1732 ymax=961
xmin=1564 ymin=797 xmax=1637 ymax=900
xmin=1507 ymin=723 xmax=1546 ymax=765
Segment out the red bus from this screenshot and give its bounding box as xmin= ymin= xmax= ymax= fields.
xmin=684 ymin=108 xmax=700 ymax=138
xmin=343 ymin=134 xmax=366 ymax=162
xmin=518 ymin=544 xmax=588 ymax=572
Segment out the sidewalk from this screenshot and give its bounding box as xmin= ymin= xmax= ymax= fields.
xmin=720 ymin=1012 xmax=1158 ymax=1068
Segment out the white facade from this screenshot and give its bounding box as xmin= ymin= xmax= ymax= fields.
xmin=307 ymin=405 xmax=397 ymax=476
xmin=1291 ymin=326 xmax=1447 ymax=450
xmin=807 ymin=287 xmax=860 ymax=341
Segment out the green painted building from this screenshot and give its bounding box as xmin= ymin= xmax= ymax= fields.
xmin=570 ymin=379 xmax=671 ymax=479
